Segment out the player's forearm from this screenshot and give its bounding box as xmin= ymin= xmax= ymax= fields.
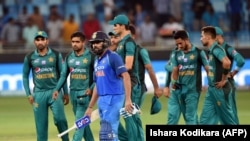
xmin=122 ymin=72 xmax=131 ymax=101
xmin=88 ymin=86 xmax=98 ymax=108
xmin=148 ymin=69 xmax=159 ymax=89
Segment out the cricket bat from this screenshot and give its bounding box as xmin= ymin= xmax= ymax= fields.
xmin=57 ymin=109 xmax=99 ymax=138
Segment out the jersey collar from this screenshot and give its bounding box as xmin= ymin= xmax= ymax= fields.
xmin=35 ymin=47 xmax=52 ymax=56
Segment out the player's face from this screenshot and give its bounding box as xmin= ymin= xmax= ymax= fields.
xmin=34 ymin=37 xmax=48 ymax=50
xmin=175 ymin=38 xmax=188 ymax=51
xmin=113 ymin=24 xmax=123 ymax=35
xmin=91 ymin=41 xmax=105 ymax=56
xmin=110 ymin=35 xmax=120 ymax=46
xmin=71 ymin=37 xmax=84 ymax=52
xmin=200 ymin=31 xmax=209 ymax=47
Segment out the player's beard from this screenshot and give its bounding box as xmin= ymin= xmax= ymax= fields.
xmin=92 ymin=46 xmax=105 ymax=56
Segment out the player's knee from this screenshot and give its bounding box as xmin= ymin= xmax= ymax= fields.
xmin=99 ymin=120 xmax=115 ymax=141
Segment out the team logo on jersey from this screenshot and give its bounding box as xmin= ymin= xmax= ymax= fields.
xmin=102 ymin=60 xmax=105 ymax=64
xmin=34 ymin=59 xmax=39 ymax=63
xmin=70 ymin=67 xmax=74 ymax=73
xmin=217 ymin=101 xmax=221 ymax=106
xmin=35 ymin=67 xmax=41 ymax=73
xmin=189 ymin=54 xmax=195 ymax=60
xmin=41 ymin=60 xmax=46 ymax=65
xmin=183 ymin=58 xmax=188 ymax=62
xmin=83 ymin=58 xmax=88 ymax=64
xmin=119 ymin=45 xmax=123 ymax=50
xmin=69 ymin=59 xmax=75 ymax=63
xmin=232 ymin=50 xmax=237 ymax=55
xmin=178 ymin=64 xmax=183 ymax=70
xmin=75 ymin=61 xmax=80 ymax=66
xmin=48 ymin=57 xmax=54 ymax=62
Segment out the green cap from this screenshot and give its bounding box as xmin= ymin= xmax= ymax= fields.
xmin=150 ymin=96 xmax=162 ymax=115
xmin=215 ymin=27 xmax=223 ymax=35
xmin=34 ymin=31 xmax=48 ymax=39
xmin=108 ymin=14 xmax=129 ymax=25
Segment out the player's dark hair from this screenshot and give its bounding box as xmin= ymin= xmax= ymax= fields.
xmin=201 ymin=26 xmax=216 ymax=39
xmin=173 ymin=30 xmax=189 ymax=40
xmin=71 ymin=31 xmax=86 ymax=41
xmin=129 ymin=24 xmax=136 ymax=35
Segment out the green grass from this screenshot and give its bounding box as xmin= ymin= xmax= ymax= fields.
xmin=0 ymin=90 xmax=249 ymax=141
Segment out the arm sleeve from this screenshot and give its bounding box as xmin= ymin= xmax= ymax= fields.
xmin=110 ymin=53 xmax=127 ymax=76
xmin=227 ymin=47 xmax=245 ymax=70
xmin=58 ymin=53 xmax=69 ymax=94
xmin=55 ymin=56 xmax=69 ymax=91
xmin=140 ymin=48 xmax=151 ymax=65
xmin=22 ymin=56 xmax=32 ymax=96
xmin=200 ymin=50 xmax=209 ymax=67
xmin=213 ymin=47 xmax=227 ymax=61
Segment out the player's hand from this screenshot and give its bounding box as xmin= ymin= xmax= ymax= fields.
xmin=229 ymin=70 xmax=238 ymax=78
xmin=85 ymin=107 xmax=93 ymax=118
xmin=28 ymin=95 xmax=34 ymax=105
xmin=85 ymin=89 xmax=92 ymax=96
xmin=52 ymin=90 xmax=59 ymax=100
xmin=154 ymin=88 xmax=163 ymax=98
xmin=163 ymin=87 xmax=170 ymax=98
xmin=215 ymin=80 xmax=227 ymax=89
xmin=63 ymin=94 xmax=69 ymax=105
xmin=124 ymin=99 xmax=133 ymax=114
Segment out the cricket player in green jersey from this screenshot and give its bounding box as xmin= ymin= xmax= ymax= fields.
xmin=163 ymin=46 xmax=179 ymax=98
xmin=215 ymin=26 xmax=245 ymax=124
xmin=128 ymin=24 xmax=162 ymax=106
xmin=170 ymin=30 xmax=209 ymax=124
xmin=109 ymin=14 xmax=144 ymax=141
xmin=22 ymin=31 xmax=69 ymax=141
xmin=53 ymin=31 xmax=95 ymax=141
xmin=199 ymin=26 xmax=237 ymax=125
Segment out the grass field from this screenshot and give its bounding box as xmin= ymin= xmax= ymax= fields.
xmin=0 ymin=90 xmax=249 ymax=141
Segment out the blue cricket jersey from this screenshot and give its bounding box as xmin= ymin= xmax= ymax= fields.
xmin=94 ymin=50 xmax=127 ymax=96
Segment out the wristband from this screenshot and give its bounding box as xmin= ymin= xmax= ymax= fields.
xmin=223 ymin=69 xmax=230 ymax=75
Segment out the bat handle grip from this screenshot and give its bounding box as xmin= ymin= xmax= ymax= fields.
xmin=57 ymin=125 xmax=76 ymax=138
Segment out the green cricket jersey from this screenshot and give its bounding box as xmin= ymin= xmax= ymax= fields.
xmin=56 ymin=48 xmax=95 ymax=91
xmin=22 ymin=48 xmax=68 ymax=96
xmin=221 ymin=42 xmax=245 ymax=71
xmin=172 ymin=45 xmax=208 ymax=91
xmin=207 ymin=42 xmax=228 ymax=86
xmin=116 ymin=34 xmax=139 ymax=85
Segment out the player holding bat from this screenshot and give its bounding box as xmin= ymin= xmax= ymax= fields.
xmin=85 ymin=31 xmax=132 ymax=141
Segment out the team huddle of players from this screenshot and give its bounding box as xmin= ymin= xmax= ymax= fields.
xmin=22 ymin=14 xmax=245 ymax=141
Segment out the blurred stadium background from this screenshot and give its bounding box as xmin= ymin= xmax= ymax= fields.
xmin=0 ymin=0 xmax=249 ymax=140
xmin=0 ymin=0 xmax=249 ymax=95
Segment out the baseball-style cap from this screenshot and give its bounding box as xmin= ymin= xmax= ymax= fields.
xmin=215 ymin=27 xmax=223 ymax=35
xmin=150 ymin=96 xmax=162 ymax=115
xmin=108 ymin=14 xmax=129 ymax=25
xmin=89 ymin=31 xmax=109 ymax=42
xmin=34 ymin=31 xmax=48 ymax=39
xmin=108 ymin=31 xmax=118 ymax=36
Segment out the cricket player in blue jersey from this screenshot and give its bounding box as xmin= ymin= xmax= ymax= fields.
xmin=85 ymin=31 xmax=132 ymax=141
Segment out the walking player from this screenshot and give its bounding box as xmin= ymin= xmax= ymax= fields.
xmin=109 ymin=14 xmax=144 ymax=141
xmin=85 ymin=31 xmax=132 ymax=141
xmin=169 ymin=30 xmax=209 ymax=124
xmin=22 ymin=31 xmax=69 ymax=141
xmin=199 ymin=26 xmax=237 ymax=125
xmin=53 ymin=31 xmax=95 ymax=141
